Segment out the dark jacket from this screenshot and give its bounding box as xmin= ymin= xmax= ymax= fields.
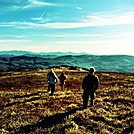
xmin=82 ymin=74 xmax=99 ymax=92
xmin=59 ymin=74 xmax=66 ymax=82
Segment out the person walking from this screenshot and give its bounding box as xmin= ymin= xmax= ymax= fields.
xmin=47 ymin=69 xmax=58 ymax=95
xmin=59 ymin=72 xmax=67 ymax=90
xmin=82 ymin=67 xmax=99 ymax=108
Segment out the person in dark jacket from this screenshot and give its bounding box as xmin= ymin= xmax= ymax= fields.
xmin=82 ymin=67 xmax=99 ymax=108
xmin=47 ymin=69 xmax=58 ymax=95
xmin=59 ymin=72 xmax=67 ymax=90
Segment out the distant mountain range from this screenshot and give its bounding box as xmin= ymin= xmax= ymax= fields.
xmin=0 ymin=50 xmax=134 ymax=73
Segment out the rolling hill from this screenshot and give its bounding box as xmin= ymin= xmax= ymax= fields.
xmin=0 ymin=51 xmax=134 ymax=72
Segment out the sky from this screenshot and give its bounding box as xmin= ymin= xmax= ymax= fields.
xmin=0 ymin=0 xmax=134 ymax=55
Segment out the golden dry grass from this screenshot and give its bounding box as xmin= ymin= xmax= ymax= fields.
xmin=0 ymin=67 xmax=134 ymax=134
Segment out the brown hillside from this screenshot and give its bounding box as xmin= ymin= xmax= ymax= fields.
xmin=0 ymin=67 xmax=134 ymax=134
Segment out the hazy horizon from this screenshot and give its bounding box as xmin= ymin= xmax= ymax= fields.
xmin=0 ymin=49 xmax=134 ymax=56
xmin=0 ymin=0 xmax=134 ymax=55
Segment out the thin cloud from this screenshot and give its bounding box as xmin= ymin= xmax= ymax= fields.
xmin=0 ymin=22 xmax=41 ymax=29
xmin=51 ymin=40 xmax=133 ymax=46
xmin=1 ymin=11 xmax=134 ymax=29
xmin=40 ymin=11 xmax=46 ymax=18
xmin=86 ymin=11 xmax=134 ymax=26
xmin=104 ymin=32 xmax=134 ymax=38
xmin=24 ymin=0 xmax=55 ymax=8
xmin=0 ymin=0 xmax=55 ymax=10
xmin=31 ymin=11 xmax=46 ymax=22
xmin=0 ymin=34 xmax=27 ymax=39
xmin=30 ymin=0 xmax=54 ymax=6
xmin=42 ymin=33 xmax=100 ymax=38
xmin=31 ymin=17 xmax=44 ymax=21
xmin=0 ymin=39 xmax=30 ymax=43
xmin=76 ymin=7 xmax=82 ymax=10
xmin=26 ymin=33 xmax=100 ymax=38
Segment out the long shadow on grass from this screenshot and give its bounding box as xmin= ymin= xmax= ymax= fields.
xmin=11 ymin=107 xmax=82 ymax=134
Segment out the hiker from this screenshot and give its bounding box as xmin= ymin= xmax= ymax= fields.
xmin=59 ymin=72 xmax=67 ymax=90
xmin=82 ymin=67 xmax=99 ymax=108
xmin=47 ymin=69 xmax=58 ymax=95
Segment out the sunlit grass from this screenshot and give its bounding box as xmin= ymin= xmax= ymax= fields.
xmin=0 ymin=68 xmax=134 ymax=134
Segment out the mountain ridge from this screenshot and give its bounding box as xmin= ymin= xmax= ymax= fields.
xmin=0 ymin=50 xmax=87 ymax=57
xmin=0 ymin=51 xmax=134 ymax=73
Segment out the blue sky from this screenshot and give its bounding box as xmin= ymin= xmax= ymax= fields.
xmin=0 ymin=0 xmax=134 ymax=55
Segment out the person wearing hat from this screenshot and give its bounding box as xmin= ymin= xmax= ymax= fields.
xmin=82 ymin=67 xmax=99 ymax=108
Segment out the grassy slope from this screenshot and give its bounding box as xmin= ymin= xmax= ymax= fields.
xmin=0 ymin=67 xmax=134 ymax=134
